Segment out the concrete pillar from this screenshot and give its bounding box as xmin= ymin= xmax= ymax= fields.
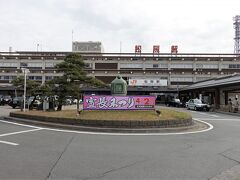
xmin=218 ymin=61 xmax=222 ymax=71
xmin=193 ymin=62 xmax=196 ymax=71
xmin=42 ymin=60 xmax=45 ymax=70
xmin=142 ymin=62 xmax=145 ymax=70
xmin=168 ymin=63 xmax=171 ymax=70
xmin=193 ymin=74 xmax=197 ymax=83
xmin=215 ymin=88 xmax=220 ymax=109
xmin=17 ymin=61 xmax=20 ymax=69
xmin=42 ymin=75 xmax=45 ymax=84
xmin=167 ymin=74 xmax=171 ymax=87
xmin=225 ymin=91 xmax=228 ymax=105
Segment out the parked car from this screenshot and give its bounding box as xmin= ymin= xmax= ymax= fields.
xmin=165 ymin=98 xmax=183 ymax=107
xmin=73 ymin=99 xmax=83 ymax=104
xmin=0 ymin=95 xmax=12 ymax=105
xmin=0 ymin=95 xmax=4 ymax=105
xmin=3 ymin=95 xmax=12 ymax=105
xmin=8 ymin=97 xmax=23 ymax=109
xmin=185 ymin=100 xmax=190 ymax=108
xmin=187 ymin=99 xmax=210 ymax=111
xmin=8 ymin=96 xmax=41 ymax=109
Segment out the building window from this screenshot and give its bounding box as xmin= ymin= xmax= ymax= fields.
xmin=120 ymin=63 xmax=142 ymax=69
xmin=0 ymin=62 xmax=18 ymax=67
xmin=170 ymin=63 xmax=193 ymax=68
xmin=170 ymin=77 xmax=193 ymax=82
xmin=4 ymin=76 xmax=9 ymax=80
xmin=20 ymin=62 xmax=28 ymax=67
xmin=85 ymin=63 xmax=92 ymax=69
xmin=196 ymin=64 xmax=218 ymax=69
xmin=35 ymin=76 xmax=42 ymax=80
xmin=229 ymin=64 xmax=240 ymax=69
xmin=45 ymin=62 xmax=56 ymax=68
xmin=28 ymin=76 xmax=34 ymax=80
xmin=28 ymin=62 xmax=42 ymax=68
xmin=46 ymin=76 xmax=53 ymax=80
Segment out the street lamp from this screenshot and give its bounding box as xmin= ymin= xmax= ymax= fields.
xmin=73 ymin=80 xmax=83 ymax=115
xmin=21 ymin=68 xmax=30 ymax=112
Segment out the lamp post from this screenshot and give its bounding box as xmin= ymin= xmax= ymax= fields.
xmin=21 ymin=68 xmax=30 ymax=112
xmin=73 ymin=80 xmax=83 ymax=115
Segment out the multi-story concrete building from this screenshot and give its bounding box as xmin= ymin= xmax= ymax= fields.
xmin=72 ymin=41 xmax=103 ymax=53
xmin=0 ymin=51 xmax=240 ymax=95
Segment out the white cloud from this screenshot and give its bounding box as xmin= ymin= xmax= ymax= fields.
xmin=0 ymin=0 xmax=238 ymax=53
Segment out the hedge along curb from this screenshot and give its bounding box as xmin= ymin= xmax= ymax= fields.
xmin=9 ymin=112 xmax=193 ymax=129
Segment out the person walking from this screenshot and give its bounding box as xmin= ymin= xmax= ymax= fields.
xmin=233 ymin=98 xmax=239 ymax=113
xmin=228 ymin=98 xmax=233 ymax=112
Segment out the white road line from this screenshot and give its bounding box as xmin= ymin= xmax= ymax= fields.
xmin=41 ymin=118 xmax=214 ymax=136
xmin=0 ymin=118 xmax=213 ymax=136
xmin=199 ymin=118 xmax=240 ymax=121
xmin=209 ymin=114 xmax=220 ymax=118
xmin=198 ymin=112 xmax=207 ymax=115
xmin=0 ymin=140 xmax=19 ymax=146
xmin=0 ymin=119 xmax=43 ymax=129
xmin=0 ymin=128 xmax=43 ymax=137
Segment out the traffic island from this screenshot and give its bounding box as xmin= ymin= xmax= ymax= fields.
xmin=9 ymin=108 xmax=193 ymax=129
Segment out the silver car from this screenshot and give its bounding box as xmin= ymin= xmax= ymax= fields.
xmin=187 ymin=99 xmax=210 ymax=111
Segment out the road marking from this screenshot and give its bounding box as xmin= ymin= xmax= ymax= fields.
xmin=209 ymin=114 xmax=220 ymax=118
xmin=0 ymin=119 xmax=213 ymax=136
xmin=0 ymin=119 xmax=43 ymax=129
xmin=0 ymin=140 xmax=19 ymax=146
xmin=0 ymin=128 xmax=43 ymax=137
xmin=199 ymin=118 xmax=240 ymax=121
xmin=198 ymin=112 xmax=208 ymax=115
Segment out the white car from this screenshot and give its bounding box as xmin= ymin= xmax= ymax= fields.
xmin=187 ymin=99 xmax=210 ymax=111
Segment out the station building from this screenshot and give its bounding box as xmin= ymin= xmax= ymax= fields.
xmin=180 ymin=73 xmax=240 ymax=111
xmin=0 ymin=51 xmax=240 ymax=102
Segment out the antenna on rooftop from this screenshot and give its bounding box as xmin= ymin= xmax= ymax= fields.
xmin=72 ymin=29 xmax=74 ymax=42
xmin=233 ymin=15 xmax=240 ymax=54
xmin=120 ymin=41 xmax=122 ymax=54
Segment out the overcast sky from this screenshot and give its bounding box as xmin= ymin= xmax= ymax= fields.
xmin=0 ymin=0 xmax=239 ymax=53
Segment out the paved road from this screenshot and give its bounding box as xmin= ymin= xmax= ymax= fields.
xmin=0 ymin=106 xmax=240 ymax=179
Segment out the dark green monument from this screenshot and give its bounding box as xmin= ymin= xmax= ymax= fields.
xmin=111 ymin=76 xmax=127 ymax=96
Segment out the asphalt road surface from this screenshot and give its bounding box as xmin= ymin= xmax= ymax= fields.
xmin=0 ymin=106 xmax=240 ymax=179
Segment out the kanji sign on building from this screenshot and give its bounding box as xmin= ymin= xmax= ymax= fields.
xmin=153 ymin=45 xmax=160 ymax=54
xmin=135 ymin=45 xmax=142 ymax=53
xmin=171 ymin=45 xmax=178 ymax=54
xmin=83 ymin=95 xmax=156 ymax=110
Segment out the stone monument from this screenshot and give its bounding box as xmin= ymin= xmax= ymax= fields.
xmin=111 ymin=75 xmax=127 ymax=96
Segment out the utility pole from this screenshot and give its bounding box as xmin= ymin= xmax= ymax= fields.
xmin=21 ymin=68 xmax=29 ymax=112
xmin=233 ymin=15 xmax=240 ymax=54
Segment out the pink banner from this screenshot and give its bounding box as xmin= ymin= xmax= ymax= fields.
xmin=83 ymin=95 xmax=156 ymax=110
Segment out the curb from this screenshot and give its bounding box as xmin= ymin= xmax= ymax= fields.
xmin=3 ymin=116 xmax=208 ymax=134
xmin=9 ymin=112 xmax=193 ymax=129
xmin=215 ymin=110 xmax=240 ymax=117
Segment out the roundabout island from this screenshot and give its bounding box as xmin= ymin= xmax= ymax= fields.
xmin=8 ymin=108 xmax=211 ymax=134
xmin=8 ymin=76 xmax=211 ymax=134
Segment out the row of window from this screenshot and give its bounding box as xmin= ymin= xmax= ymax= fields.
xmin=0 ymin=76 xmax=16 ymax=80
xmin=0 ymin=76 xmax=54 ymax=81
xmin=0 ymin=62 xmax=57 ymax=68
xmin=1 ymin=62 xmax=240 ymax=70
xmin=119 ymin=63 xmax=240 ymax=69
xmin=229 ymin=64 xmax=240 ymax=69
